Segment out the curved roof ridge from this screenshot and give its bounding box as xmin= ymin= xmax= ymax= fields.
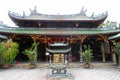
xmin=8 ymin=7 xmax=108 ymax=20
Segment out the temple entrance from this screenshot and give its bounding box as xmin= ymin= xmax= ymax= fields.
xmin=83 ymin=37 xmax=103 ymax=61
xmin=13 ymin=35 xmax=112 ymax=63
xmin=53 ymin=54 xmax=64 ymax=63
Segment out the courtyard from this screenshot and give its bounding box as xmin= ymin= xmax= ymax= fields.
xmin=0 ymin=63 xmax=120 ymax=80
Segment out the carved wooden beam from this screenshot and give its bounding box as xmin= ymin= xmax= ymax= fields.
xmin=9 ymin=34 xmax=16 ymax=39
xmin=77 ymin=35 xmax=87 ymax=43
xmin=44 ymin=36 xmax=47 ymax=43
xmin=29 ymin=35 xmax=40 ymax=41
xmin=98 ymin=34 xmax=108 ymax=42
xmin=38 ymin=36 xmax=52 ymax=44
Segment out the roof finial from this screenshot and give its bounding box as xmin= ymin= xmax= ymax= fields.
xmin=80 ymin=7 xmax=87 ymax=15
xmin=22 ymin=11 xmax=26 ymax=17
xmin=34 ymin=6 xmax=37 ymax=13
xmin=29 ymin=6 xmax=37 ymax=15
xmin=91 ymin=12 xmax=94 ymax=18
xmin=105 ymin=11 xmax=108 ymax=15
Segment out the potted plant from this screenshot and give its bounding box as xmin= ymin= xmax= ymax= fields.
xmin=81 ymin=45 xmax=93 ymax=68
xmin=24 ymin=42 xmax=38 ymax=69
xmin=0 ymin=39 xmax=19 ymax=68
xmin=113 ymin=41 xmax=120 ymax=66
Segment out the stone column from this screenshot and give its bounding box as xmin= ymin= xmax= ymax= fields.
xmin=111 ymin=46 xmax=117 ymax=64
xmin=80 ymin=42 xmax=83 ymax=63
xmin=112 ymin=53 xmax=117 ymax=64
xmin=78 ymin=35 xmax=87 ymax=63
xmin=101 ymin=42 xmax=106 ymax=62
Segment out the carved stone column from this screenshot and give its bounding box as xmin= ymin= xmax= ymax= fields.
xmin=112 ymin=53 xmax=117 ymax=64
xmin=80 ymin=42 xmax=83 ymax=63
xmin=111 ymin=46 xmax=117 ymax=64
xmin=77 ymin=35 xmax=87 ymax=63
xmin=99 ymin=35 xmax=108 ymax=62
xmin=101 ymin=42 xmax=106 ymax=62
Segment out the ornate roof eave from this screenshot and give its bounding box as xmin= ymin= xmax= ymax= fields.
xmin=46 ymin=48 xmax=71 ymax=53
xmin=108 ymin=33 xmax=120 ymax=40
xmin=0 ymin=27 xmax=120 ymax=35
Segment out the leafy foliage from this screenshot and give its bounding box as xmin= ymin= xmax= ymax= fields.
xmin=81 ymin=45 xmax=93 ymax=64
xmin=0 ymin=39 xmax=19 ymax=64
xmin=100 ymin=20 xmax=118 ymax=28
xmin=113 ymin=41 xmax=120 ymax=65
xmin=114 ymin=42 xmax=120 ymax=55
xmin=24 ymin=42 xmax=38 ymax=64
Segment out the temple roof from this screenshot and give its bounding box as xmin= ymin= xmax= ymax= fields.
xmin=8 ymin=7 xmax=107 ymax=28
xmin=8 ymin=8 xmax=107 ymax=21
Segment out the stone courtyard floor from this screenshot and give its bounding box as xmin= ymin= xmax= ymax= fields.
xmin=0 ymin=63 xmax=120 ymax=80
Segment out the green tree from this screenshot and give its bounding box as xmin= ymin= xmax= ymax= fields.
xmin=81 ymin=45 xmax=93 ymax=64
xmin=24 ymin=42 xmax=38 ymax=64
xmin=0 ymin=39 xmax=19 ymax=64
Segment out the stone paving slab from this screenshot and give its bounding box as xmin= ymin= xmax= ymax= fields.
xmin=0 ymin=67 xmax=120 ymax=80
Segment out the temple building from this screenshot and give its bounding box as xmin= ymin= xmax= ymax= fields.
xmin=0 ymin=7 xmax=119 ymax=63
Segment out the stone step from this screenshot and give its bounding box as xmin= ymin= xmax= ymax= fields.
xmin=13 ymin=62 xmax=114 ymax=68
xmin=68 ymin=62 xmax=114 ymax=68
